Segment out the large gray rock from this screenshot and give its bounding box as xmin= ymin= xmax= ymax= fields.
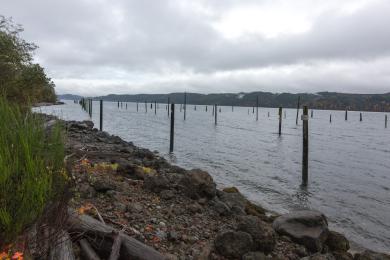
xmin=354 ymin=250 xmax=390 ymax=260
xmin=237 ymin=216 xmax=276 ymax=253
xmin=272 ymin=210 xmax=329 ymax=252
xmin=180 ymin=169 xmax=216 ymax=199
xmin=214 ymin=231 xmax=254 ymax=258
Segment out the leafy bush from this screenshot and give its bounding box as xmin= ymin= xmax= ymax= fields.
xmin=0 ymin=97 xmax=66 ymax=243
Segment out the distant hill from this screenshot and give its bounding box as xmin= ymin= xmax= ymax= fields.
xmin=58 ymin=94 xmax=83 ymax=100
xmin=60 ymin=91 xmax=390 ymax=112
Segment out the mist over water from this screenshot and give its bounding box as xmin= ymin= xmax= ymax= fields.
xmin=35 ymin=100 xmax=390 ymax=253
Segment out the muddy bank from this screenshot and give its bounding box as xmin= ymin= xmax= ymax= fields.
xmin=44 ymin=115 xmax=389 ymax=260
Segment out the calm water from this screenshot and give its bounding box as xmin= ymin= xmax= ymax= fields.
xmin=35 ymin=100 xmax=390 ymax=253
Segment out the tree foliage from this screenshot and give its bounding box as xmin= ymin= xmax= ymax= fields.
xmin=0 ymin=15 xmax=56 ymax=104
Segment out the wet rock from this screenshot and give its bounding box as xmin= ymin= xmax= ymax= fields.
xmin=180 ymin=169 xmax=216 ymax=199
xmin=144 ymin=172 xmax=170 ymax=193
xmin=302 ymin=253 xmax=336 ymax=260
xmin=218 ymin=190 xmax=247 ymax=214
xmin=245 ymin=201 xmax=267 ymax=218
xmin=237 ymin=215 xmax=276 ymax=253
xmin=272 ymin=210 xmax=329 ymax=252
xmin=326 ymin=231 xmax=350 ymax=252
xmin=212 ymin=198 xmax=231 ymax=216
xmin=242 ymin=251 xmax=268 ymax=260
xmin=214 ymin=231 xmax=254 ymax=258
xmin=354 ymin=250 xmax=390 ymax=260
xmin=160 ymin=190 xmax=175 ymax=200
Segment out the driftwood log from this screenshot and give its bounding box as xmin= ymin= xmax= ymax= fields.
xmin=79 ymin=239 xmax=101 ymax=260
xmin=49 ymin=230 xmax=75 ymax=260
xmin=67 ymin=210 xmax=165 ymax=260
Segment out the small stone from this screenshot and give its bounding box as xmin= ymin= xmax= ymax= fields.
xmin=127 ymin=202 xmax=143 ymax=213
xmin=156 ymin=230 xmax=167 ymax=240
xmin=114 ymin=202 xmax=126 ymax=211
xmin=188 ymin=202 xmax=203 ymax=213
xmin=159 ymin=221 xmax=166 ymax=227
xmin=92 ymin=179 xmax=114 ymax=193
xmin=168 ymin=231 xmax=179 ymax=241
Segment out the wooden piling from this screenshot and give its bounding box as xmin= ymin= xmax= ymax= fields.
xmin=155 ymin=101 xmax=157 ymax=115
xmin=302 ymin=106 xmax=309 ymax=186
xmin=118 ymin=101 xmax=119 ymax=108
xmin=126 ymin=103 xmax=127 ymax=109
xmin=99 ymin=100 xmax=103 ymax=131
xmin=215 ymin=104 xmax=218 ymax=125
xmin=194 ymin=105 xmax=196 ymax=111
xmin=184 ymin=92 xmax=187 ymax=121
xmin=345 ymin=109 xmax=348 ymax=121
xmin=360 ymin=112 xmax=362 ymax=122
xmin=212 ymin=105 xmax=214 ymax=116
xmin=232 ymin=106 xmax=234 ymax=112
xmin=169 ymin=103 xmax=175 ymax=153
xmin=206 ymin=105 xmax=208 ymax=112
xmin=311 ymin=109 xmax=313 ymax=118
xmin=330 ymin=114 xmax=332 ymax=123
xmin=385 ymin=115 xmax=388 ymax=128
xmin=167 ymin=97 xmax=170 ymax=117
xmin=150 ymin=103 xmax=152 ymax=109
xmin=278 ymin=107 xmax=282 ymax=136
xmin=145 ymin=101 xmax=147 ymax=113
xmin=136 ymin=101 xmax=139 ymax=112
xmin=268 ymin=111 xmax=270 ymax=117
xmin=296 ymin=96 xmax=300 ymax=125
xmin=256 ymin=96 xmax=259 ymax=121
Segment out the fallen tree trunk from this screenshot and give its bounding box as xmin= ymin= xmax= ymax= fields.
xmin=67 ymin=210 xmax=165 ymax=260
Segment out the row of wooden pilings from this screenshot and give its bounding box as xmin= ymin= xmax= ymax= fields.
xmin=79 ymin=97 xmax=388 ymax=186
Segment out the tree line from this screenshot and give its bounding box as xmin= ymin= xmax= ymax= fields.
xmin=0 ymin=15 xmax=56 ymax=105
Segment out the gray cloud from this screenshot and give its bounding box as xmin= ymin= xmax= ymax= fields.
xmin=2 ymin=0 xmax=390 ymax=95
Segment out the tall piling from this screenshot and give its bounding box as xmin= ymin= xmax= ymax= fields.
xmin=214 ymin=104 xmax=218 ymax=125
xmin=278 ymin=107 xmax=282 ymax=135
xmin=345 ymin=109 xmax=348 ymax=121
xmin=99 ymin=100 xmax=103 ymax=131
xmin=296 ymin=96 xmax=301 ymax=125
xmin=184 ymin=92 xmax=187 ymax=121
xmin=155 ymin=101 xmax=157 ymax=115
xmin=302 ymin=106 xmax=309 ymax=186
xmin=360 ymin=112 xmax=362 ymax=122
xmin=256 ymin=96 xmax=259 ymax=121
xmin=385 ymin=115 xmax=388 ymax=128
xmin=169 ymin=103 xmax=175 ymax=153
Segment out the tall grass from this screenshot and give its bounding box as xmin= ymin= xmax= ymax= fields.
xmin=0 ymin=97 xmax=66 ymax=243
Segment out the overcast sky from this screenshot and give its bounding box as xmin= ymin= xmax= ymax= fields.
xmin=3 ymin=0 xmax=390 ymax=95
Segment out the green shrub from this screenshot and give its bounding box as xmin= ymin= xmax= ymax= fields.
xmin=0 ymin=97 xmax=66 ymax=243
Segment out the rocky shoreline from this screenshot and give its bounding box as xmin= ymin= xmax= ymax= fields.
xmin=45 ymin=115 xmax=389 ymax=260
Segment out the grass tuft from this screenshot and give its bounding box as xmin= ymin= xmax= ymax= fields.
xmin=0 ymin=97 xmax=66 ymax=243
